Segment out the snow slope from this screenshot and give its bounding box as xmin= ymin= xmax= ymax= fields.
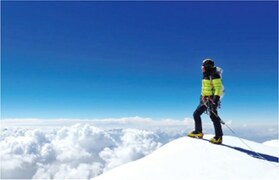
xmin=263 ymin=140 xmax=279 ymax=148
xmin=94 ymin=135 xmax=279 ymax=180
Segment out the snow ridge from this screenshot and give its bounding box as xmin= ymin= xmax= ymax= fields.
xmin=94 ymin=135 xmax=279 ymax=180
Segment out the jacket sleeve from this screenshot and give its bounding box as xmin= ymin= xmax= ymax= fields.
xmin=212 ymin=78 xmax=223 ymax=96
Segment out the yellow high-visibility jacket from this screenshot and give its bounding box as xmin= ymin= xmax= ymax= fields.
xmin=201 ymin=69 xmax=224 ymax=97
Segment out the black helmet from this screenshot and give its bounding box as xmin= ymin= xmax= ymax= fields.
xmin=202 ymin=58 xmax=214 ymax=68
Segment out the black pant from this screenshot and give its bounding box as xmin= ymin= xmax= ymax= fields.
xmin=193 ymin=100 xmax=223 ymax=137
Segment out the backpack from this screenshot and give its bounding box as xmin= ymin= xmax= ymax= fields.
xmin=215 ymin=66 xmax=225 ymax=99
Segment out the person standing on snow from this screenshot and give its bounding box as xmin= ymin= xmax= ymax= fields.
xmin=188 ymin=58 xmax=224 ymax=144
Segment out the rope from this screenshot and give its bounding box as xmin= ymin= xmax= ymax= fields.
xmin=223 ymin=122 xmax=278 ymax=168
xmin=203 ymin=100 xmax=278 ymax=168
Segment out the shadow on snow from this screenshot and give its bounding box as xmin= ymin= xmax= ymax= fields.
xmin=200 ymin=138 xmax=279 ymax=163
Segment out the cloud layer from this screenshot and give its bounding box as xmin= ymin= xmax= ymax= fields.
xmin=1 ymin=124 xmax=164 ymax=179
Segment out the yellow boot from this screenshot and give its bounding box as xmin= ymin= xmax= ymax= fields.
xmin=209 ymin=136 xmax=222 ymax=144
xmin=187 ymin=131 xmax=204 ymax=139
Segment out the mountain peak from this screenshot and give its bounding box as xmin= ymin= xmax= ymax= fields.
xmin=94 ymin=135 xmax=279 ymax=180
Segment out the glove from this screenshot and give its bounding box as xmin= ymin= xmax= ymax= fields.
xmin=213 ymin=95 xmax=220 ymax=105
xmin=208 ymin=95 xmax=220 ymax=111
xmin=201 ymin=96 xmax=208 ymax=104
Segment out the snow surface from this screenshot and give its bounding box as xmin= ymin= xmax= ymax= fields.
xmin=263 ymin=140 xmax=279 ymax=148
xmin=94 ymin=135 xmax=279 ymax=180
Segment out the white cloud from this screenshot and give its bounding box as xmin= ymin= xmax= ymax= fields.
xmin=1 ymin=123 xmax=163 ymax=179
xmin=33 ymin=163 xmax=104 ymax=179
xmin=0 ymin=116 xmax=193 ymax=129
xmin=100 ymin=129 xmax=162 ymax=171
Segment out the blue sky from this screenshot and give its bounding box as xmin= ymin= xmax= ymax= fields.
xmin=2 ymin=1 xmax=278 ymax=123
